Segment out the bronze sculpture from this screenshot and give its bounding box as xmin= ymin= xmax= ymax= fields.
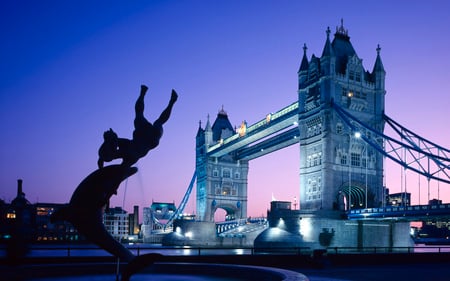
xmin=52 ymin=85 xmax=178 ymax=280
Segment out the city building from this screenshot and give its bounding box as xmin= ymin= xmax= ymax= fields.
xmin=34 ymin=202 xmax=80 ymax=242
xmin=141 ymin=202 xmax=177 ymax=243
xmin=103 ymin=206 xmax=130 ymax=241
xmin=386 ymin=192 xmax=411 ymax=206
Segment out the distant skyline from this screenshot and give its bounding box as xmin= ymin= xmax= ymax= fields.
xmin=1 ymin=1 xmax=449 ymax=219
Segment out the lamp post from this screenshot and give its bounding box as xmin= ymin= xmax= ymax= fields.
xmin=365 ymin=140 xmax=368 ymax=208
xmin=349 ymin=131 xmax=362 ymax=210
xmin=348 ymin=133 xmax=352 ymax=211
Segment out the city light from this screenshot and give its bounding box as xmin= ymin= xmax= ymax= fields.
xmin=299 ymin=218 xmax=313 ymax=241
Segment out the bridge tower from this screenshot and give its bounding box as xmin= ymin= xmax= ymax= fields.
xmin=298 ymin=22 xmax=386 ymax=211
xmin=195 ymin=109 xmax=249 ymax=222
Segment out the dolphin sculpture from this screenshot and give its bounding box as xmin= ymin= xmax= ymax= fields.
xmin=51 ymin=85 xmax=177 ymax=279
xmin=51 ymin=164 xmax=138 ymax=262
xmin=51 ymin=165 xmax=162 ymax=280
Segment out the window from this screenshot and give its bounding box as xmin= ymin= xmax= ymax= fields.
xmin=349 ymin=70 xmax=355 ymax=80
xmin=342 ymin=88 xmax=348 ymax=96
xmin=341 ymin=154 xmax=347 ymax=165
xmin=351 ymin=152 xmax=361 ymax=167
xmin=222 ymin=169 xmax=231 ymax=178
xmin=222 ymin=186 xmax=230 ymax=195
xmin=336 ymin=123 xmax=343 ymax=134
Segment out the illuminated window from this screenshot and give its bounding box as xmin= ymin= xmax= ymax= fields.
xmin=6 ymin=212 xmax=16 ymax=219
xmin=222 ymin=186 xmax=231 ymax=195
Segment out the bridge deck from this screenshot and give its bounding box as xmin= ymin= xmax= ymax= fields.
xmin=347 ymin=203 xmax=450 ymax=220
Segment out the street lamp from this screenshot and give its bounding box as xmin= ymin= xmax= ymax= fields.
xmin=348 ymin=133 xmax=351 ymax=210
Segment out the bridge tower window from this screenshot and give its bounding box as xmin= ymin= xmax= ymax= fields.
xmin=336 ymin=123 xmax=343 ymax=134
xmin=341 ymin=154 xmax=347 ymax=165
xmin=222 ymin=169 xmax=231 ymax=178
xmin=351 ymin=152 xmax=361 ymax=167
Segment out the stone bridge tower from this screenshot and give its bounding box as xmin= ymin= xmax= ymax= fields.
xmin=298 ymin=22 xmax=386 ymax=211
xmin=195 ymin=108 xmax=249 ymax=222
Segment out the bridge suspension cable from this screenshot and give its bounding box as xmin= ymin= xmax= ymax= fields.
xmin=331 ymin=101 xmax=450 ymax=184
xmin=151 ymin=170 xmax=197 ymax=227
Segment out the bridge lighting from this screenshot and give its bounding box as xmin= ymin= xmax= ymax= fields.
xmin=277 ymin=218 xmax=285 ymax=229
xmin=299 ymin=218 xmax=312 ymax=241
xmin=354 ymin=131 xmax=361 ymax=138
xmin=347 ymin=91 xmax=354 ymax=98
xmin=235 ymin=248 xmax=245 ymax=255
xmin=272 ymin=227 xmax=281 ymax=236
xmin=266 ymin=113 xmax=272 ymax=124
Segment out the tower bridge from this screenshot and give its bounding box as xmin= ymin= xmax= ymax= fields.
xmin=192 ymin=22 xmax=450 ymax=223
xmin=163 ymin=22 xmax=450 ymax=249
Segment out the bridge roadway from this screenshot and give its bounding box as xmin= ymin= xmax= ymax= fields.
xmin=207 ymin=101 xmax=299 ymax=160
xmin=347 ymin=203 xmax=450 ymax=221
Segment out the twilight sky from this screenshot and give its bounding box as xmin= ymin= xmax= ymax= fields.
xmin=1 ymin=0 xmax=449 ymax=219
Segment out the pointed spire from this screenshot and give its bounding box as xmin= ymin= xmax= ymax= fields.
xmin=299 ymin=43 xmax=309 ymax=72
xmin=321 ymin=26 xmax=334 ymax=57
xmin=196 ymin=119 xmax=204 ymax=137
xmin=205 ymin=114 xmax=212 ymax=131
xmin=218 ymin=105 xmax=227 ymax=116
xmin=373 ymin=44 xmax=385 ymax=73
xmin=335 ymin=18 xmax=350 ymax=40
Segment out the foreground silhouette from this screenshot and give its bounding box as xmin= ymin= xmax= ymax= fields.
xmin=98 ymin=85 xmax=178 ymax=168
xmin=52 ymin=85 xmax=177 ymax=280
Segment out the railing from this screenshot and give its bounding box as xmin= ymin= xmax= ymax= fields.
xmin=1 ymin=245 xmax=450 ymax=259
xmin=347 ymin=203 xmax=450 ymax=220
xmin=207 ymin=101 xmax=298 ymax=152
xmin=327 ymin=246 xmax=450 ymax=254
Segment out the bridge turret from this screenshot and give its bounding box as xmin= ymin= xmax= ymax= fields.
xmin=205 ymin=114 xmax=213 ymax=146
xmin=298 ymin=43 xmax=309 ymax=89
xmin=298 ymin=21 xmax=385 ymax=211
xmin=320 ymin=27 xmax=336 ymax=77
xmin=196 ymin=108 xmax=249 ymax=222
xmin=372 ymin=44 xmax=386 ymax=118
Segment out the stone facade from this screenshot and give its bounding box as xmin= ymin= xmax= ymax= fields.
xmin=298 ymin=23 xmax=386 ymax=211
xmin=196 ymin=109 xmax=249 ymax=222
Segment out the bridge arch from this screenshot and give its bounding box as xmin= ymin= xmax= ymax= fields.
xmin=337 ymin=182 xmax=374 ymax=210
xmin=211 ymin=202 xmax=238 ymax=222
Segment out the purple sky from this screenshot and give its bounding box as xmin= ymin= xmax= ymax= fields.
xmin=1 ymin=1 xmax=449 ymax=219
